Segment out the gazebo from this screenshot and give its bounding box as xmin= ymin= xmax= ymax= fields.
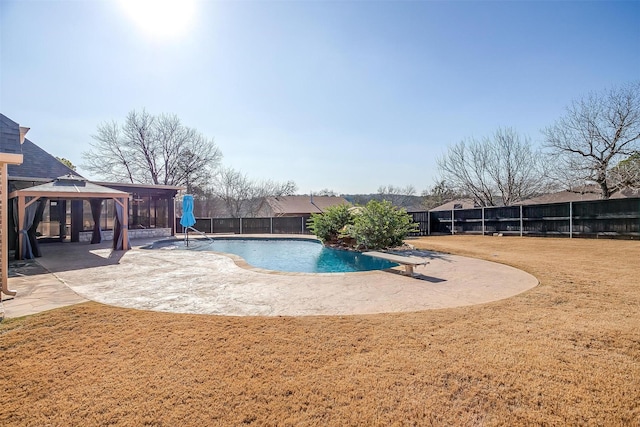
xmin=9 ymin=175 xmax=130 ymax=260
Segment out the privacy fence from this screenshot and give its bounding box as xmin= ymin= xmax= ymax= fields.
xmin=416 ymin=197 xmax=640 ymax=239
xmin=176 ymin=215 xmax=313 ymax=235
xmin=178 ymin=197 xmax=640 ymax=240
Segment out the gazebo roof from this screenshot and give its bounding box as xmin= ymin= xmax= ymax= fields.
xmin=9 ymin=174 xmax=129 ymax=199
xmin=9 ymin=174 xmax=131 ymax=260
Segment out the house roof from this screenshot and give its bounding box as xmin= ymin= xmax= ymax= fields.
xmin=266 ymin=195 xmax=351 ymax=216
xmin=8 ymin=138 xmax=82 ymax=180
xmin=517 ymin=186 xmax=639 ymax=205
xmin=429 ymin=199 xmax=478 ymax=212
xmin=1 ymin=113 xmax=81 ymax=180
xmin=0 ymin=114 xmax=23 ymax=155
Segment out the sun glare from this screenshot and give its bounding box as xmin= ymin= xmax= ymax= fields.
xmin=118 ymin=0 xmax=196 ymax=39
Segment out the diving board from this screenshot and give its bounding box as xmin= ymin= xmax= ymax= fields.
xmin=363 ymin=251 xmax=429 ymax=277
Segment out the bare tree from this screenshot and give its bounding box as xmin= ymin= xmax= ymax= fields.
xmin=544 ymin=81 xmax=640 ymax=198
xmin=82 ymin=109 xmax=222 ymax=191
xmin=376 ymin=185 xmax=417 ymax=208
xmin=609 ymin=152 xmax=640 ymax=190
xmin=420 ymin=180 xmax=459 ymax=210
xmin=208 ymin=167 xmax=297 ymax=217
xmin=438 ymin=128 xmax=548 ymax=206
xmin=314 ymin=188 xmax=338 ymax=197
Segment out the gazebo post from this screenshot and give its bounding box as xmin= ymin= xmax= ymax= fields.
xmin=1 ymin=164 xmax=18 ymax=296
xmin=17 ymin=195 xmax=25 ymax=261
xmin=122 ymin=196 xmax=129 ymax=251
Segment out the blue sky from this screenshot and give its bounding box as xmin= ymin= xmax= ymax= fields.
xmin=1 ymin=0 xmax=639 ymax=194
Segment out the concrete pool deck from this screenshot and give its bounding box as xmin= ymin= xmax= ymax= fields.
xmin=1 ymin=235 xmax=539 ymax=318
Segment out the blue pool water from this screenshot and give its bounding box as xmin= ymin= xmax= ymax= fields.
xmin=147 ymin=238 xmax=398 ymax=273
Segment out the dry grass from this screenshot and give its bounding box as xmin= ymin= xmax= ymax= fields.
xmin=1 ymin=236 xmax=639 ymax=426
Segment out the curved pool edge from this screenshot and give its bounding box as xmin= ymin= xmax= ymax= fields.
xmin=144 ymin=235 xmax=400 ymax=275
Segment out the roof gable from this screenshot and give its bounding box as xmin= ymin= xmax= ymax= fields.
xmin=7 ymin=138 xmax=82 ymax=180
xmin=2 ymin=113 xmax=81 ymax=180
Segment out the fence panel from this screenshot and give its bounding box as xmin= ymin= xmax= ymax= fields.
xmin=574 ymin=198 xmax=639 ymax=219
xmin=241 ymin=218 xmax=271 ymax=234
xmin=212 ymin=218 xmax=240 ymax=234
xmin=571 ymin=199 xmax=639 ymax=237
xmin=523 ymin=203 xmax=570 ymax=219
xmin=176 ymin=217 xmax=211 ymax=234
xmin=522 ymin=219 xmax=570 ymax=235
xmin=484 ymin=206 xmax=520 ymax=220
xmin=425 ymin=197 xmax=639 ymax=239
xmin=428 ymin=211 xmax=452 ymax=234
xmin=273 ymin=216 xmax=311 ymax=234
xmin=454 ymin=208 xmax=483 ymax=234
xmin=409 ymin=212 xmax=429 ymax=236
xmin=175 ymin=216 xmax=314 ymax=235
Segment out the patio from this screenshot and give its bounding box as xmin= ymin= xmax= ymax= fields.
xmin=2 ymin=236 xmax=538 ymax=318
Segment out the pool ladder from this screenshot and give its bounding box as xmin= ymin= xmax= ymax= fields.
xmin=184 ymin=226 xmax=214 ymax=247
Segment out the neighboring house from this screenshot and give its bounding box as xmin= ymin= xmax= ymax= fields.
xmin=189 ymin=195 xmax=351 ymax=219
xmin=516 ymin=185 xmax=639 ymax=205
xmin=429 ymin=198 xmax=479 ymax=212
xmin=343 ymin=194 xmax=425 ymax=212
xmin=264 ymin=195 xmax=351 ymax=217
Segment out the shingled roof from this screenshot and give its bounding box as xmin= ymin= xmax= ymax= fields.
xmin=516 ymin=185 xmax=639 ymax=205
xmin=1 ymin=113 xmax=81 ymax=181
xmin=266 ymin=195 xmax=351 ymax=216
xmin=0 ymin=114 xmax=24 ymax=155
xmin=429 ymin=199 xmax=479 ymax=211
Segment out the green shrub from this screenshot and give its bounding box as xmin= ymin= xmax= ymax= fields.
xmin=347 ymin=200 xmax=418 ymax=250
xmin=307 ymin=204 xmax=353 ymax=243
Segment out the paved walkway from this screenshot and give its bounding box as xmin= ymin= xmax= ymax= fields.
xmin=1 ymin=258 xmax=88 ymax=319
xmin=2 ymin=236 xmax=538 ymax=318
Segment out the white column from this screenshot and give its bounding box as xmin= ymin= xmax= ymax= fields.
xmin=520 ymin=205 xmax=523 ymax=237
xmin=569 ymin=202 xmax=573 ymax=239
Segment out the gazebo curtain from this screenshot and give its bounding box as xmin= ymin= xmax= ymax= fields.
xmin=12 ymin=198 xmax=46 ymax=258
xmin=113 ymin=201 xmax=131 ymax=250
xmin=12 ymin=198 xmax=19 ymax=255
xmin=90 ymin=199 xmax=103 ymax=244
xmin=20 ymin=199 xmax=39 ymax=259
xmin=28 ymin=198 xmax=48 ymax=258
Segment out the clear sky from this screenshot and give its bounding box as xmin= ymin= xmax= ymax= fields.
xmin=1 ymin=0 xmax=639 ymax=195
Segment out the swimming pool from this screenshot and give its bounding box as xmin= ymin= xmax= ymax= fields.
xmin=146 ymin=238 xmax=398 ymax=273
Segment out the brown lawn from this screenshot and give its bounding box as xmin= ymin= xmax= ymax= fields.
xmin=1 ymin=236 xmax=639 ymax=426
